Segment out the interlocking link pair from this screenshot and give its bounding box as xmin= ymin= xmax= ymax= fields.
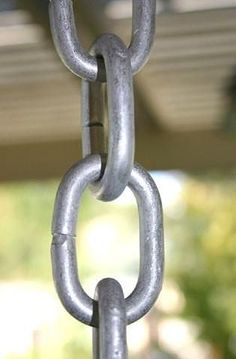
xmin=49 ymin=0 xmax=157 ymax=80
xmin=50 ymin=1 xmax=164 ymax=358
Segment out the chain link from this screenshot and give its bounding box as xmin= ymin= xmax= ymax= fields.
xmin=81 ymin=33 xmax=134 ymax=201
xmin=93 ymin=278 xmax=127 ymax=359
xmin=50 ymin=1 xmax=164 ymax=357
xmin=49 ymin=0 xmax=156 ymax=81
xmin=51 ymin=155 xmax=164 ymax=326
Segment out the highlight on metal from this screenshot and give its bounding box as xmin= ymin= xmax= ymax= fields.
xmin=49 ymin=0 xmax=157 ymax=80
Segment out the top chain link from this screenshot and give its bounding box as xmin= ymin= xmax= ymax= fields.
xmin=49 ymin=0 xmax=157 ymax=81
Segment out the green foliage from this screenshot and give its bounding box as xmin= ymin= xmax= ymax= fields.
xmin=167 ymin=175 xmax=236 ymax=358
xmin=0 ymin=181 xmax=57 ymax=280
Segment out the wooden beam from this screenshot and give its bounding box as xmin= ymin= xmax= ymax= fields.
xmin=17 ymin=0 xmax=49 ymax=30
xmin=0 ymin=130 xmax=236 ymax=182
xmin=135 ymin=130 xmax=236 ymax=171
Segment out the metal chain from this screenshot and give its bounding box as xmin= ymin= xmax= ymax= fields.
xmin=49 ymin=0 xmax=157 ymax=81
xmin=50 ymin=1 xmax=164 ymax=357
xmin=93 ymin=278 xmax=127 ymax=359
xmin=81 ymin=33 xmax=134 ymax=201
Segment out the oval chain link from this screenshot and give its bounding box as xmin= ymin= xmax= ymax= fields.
xmin=51 ymin=155 xmax=164 ymax=326
xmin=81 ymin=33 xmax=134 ymax=201
xmin=49 ymin=0 xmax=156 ymax=81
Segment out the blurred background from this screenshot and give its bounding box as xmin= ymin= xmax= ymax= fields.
xmin=0 ymin=0 xmax=236 ymax=358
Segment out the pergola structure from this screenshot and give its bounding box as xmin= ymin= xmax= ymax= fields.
xmin=1 ymin=0 xmax=236 ymax=181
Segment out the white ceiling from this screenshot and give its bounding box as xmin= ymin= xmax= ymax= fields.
xmin=0 ymin=6 xmax=235 ymax=145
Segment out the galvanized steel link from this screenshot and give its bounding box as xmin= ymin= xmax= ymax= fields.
xmin=49 ymin=0 xmax=157 ymax=81
xmin=51 ymin=154 xmax=164 ymax=327
xmin=93 ymin=278 xmax=127 ymax=359
xmin=81 ymin=33 xmax=134 ymax=201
